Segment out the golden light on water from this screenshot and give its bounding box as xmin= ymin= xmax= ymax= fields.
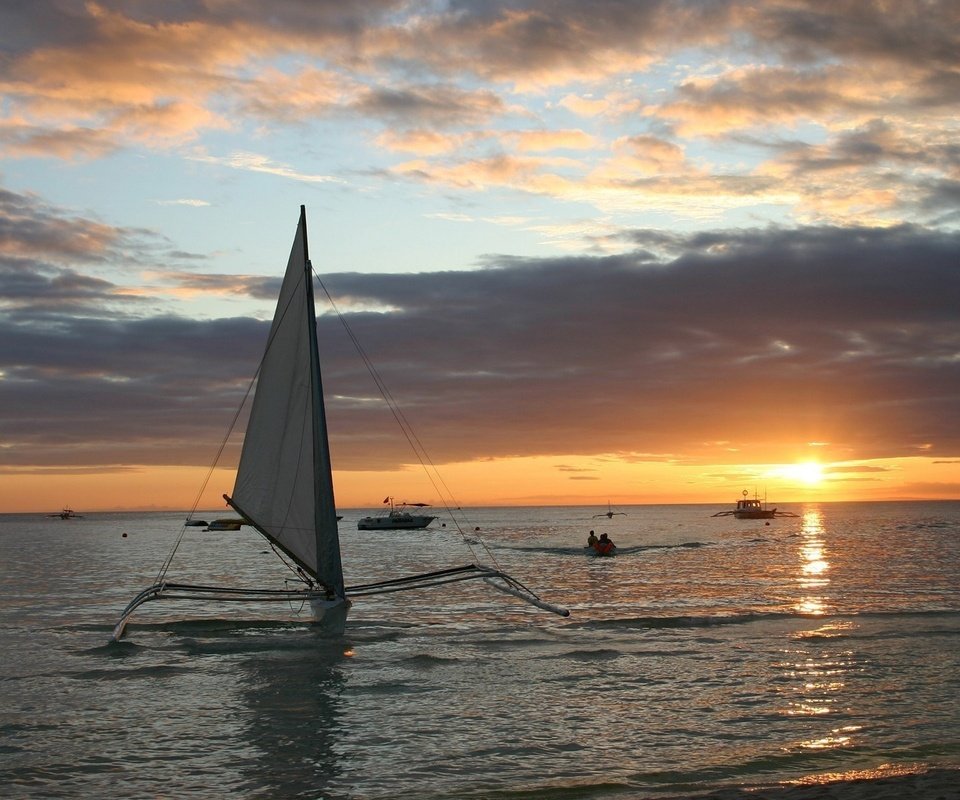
xmin=796 ymin=508 xmax=830 ymax=616
xmin=798 ymin=725 xmax=862 ymax=750
xmin=785 ymin=761 xmax=924 ymax=787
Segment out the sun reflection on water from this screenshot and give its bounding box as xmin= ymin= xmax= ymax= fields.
xmin=798 ymin=725 xmax=862 ymax=750
xmin=797 ymin=508 xmax=830 ymax=615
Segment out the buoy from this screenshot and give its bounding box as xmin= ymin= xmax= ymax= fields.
xmin=122 ymin=532 xmax=128 ymax=538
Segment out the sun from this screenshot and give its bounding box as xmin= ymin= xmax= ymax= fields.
xmin=781 ymin=461 xmax=824 ymax=485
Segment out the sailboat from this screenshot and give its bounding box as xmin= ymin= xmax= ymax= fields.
xmin=112 ymin=207 xmax=567 ymax=640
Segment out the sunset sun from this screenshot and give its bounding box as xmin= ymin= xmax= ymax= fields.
xmin=780 ymin=461 xmax=825 ymax=485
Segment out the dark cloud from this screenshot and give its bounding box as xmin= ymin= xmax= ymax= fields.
xmin=0 ymin=189 xmax=122 ymax=261
xmin=753 ymin=1 xmax=959 ymax=69
xmin=825 ymin=465 xmax=892 ymax=475
xmin=352 ymin=85 xmax=506 ymax=128
xmin=2 ymin=212 xmax=958 ymax=472
xmin=0 ymin=189 xmax=180 ymax=315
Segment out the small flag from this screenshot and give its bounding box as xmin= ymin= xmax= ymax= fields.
xmin=383 ymin=497 xmax=390 ymax=504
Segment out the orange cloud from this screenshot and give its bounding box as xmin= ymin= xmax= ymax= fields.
xmin=510 ymin=128 xmax=596 ymax=152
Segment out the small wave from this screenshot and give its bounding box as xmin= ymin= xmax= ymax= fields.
xmin=572 ymin=611 xmax=798 ymax=631
xmin=896 ymin=519 xmax=958 ymax=530
xmin=554 ymin=647 xmax=624 ymax=662
xmin=64 ymin=664 xmax=193 ymax=681
xmin=569 ymin=608 xmax=960 ymax=633
xmin=401 ymin=653 xmax=464 ymax=668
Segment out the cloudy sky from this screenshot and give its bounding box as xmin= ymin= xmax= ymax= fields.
xmin=1 ymin=0 xmax=958 ymax=511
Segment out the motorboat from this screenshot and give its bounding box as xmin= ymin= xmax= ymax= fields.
xmin=358 ymin=497 xmax=436 ymax=530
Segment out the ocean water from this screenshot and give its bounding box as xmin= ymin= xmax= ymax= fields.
xmin=1 ymin=501 xmax=959 ymax=799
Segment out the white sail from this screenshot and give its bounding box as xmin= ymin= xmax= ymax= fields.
xmin=228 ymin=207 xmax=345 ymax=597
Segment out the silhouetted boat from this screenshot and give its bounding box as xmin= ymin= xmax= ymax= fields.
xmin=712 ymin=490 xmax=798 ymax=519
xmin=593 ymin=502 xmax=626 ymax=519
xmin=48 ymin=507 xmax=83 ymax=519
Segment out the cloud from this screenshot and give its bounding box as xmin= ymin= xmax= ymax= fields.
xmin=2 ymin=2 xmax=959 ymax=486
xmin=824 ymin=465 xmax=893 ymax=475
xmin=2 ymin=1 xmax=957 ymax=231
xmin=2 ymin=196 xmax=958 ymax=472
xmin=155 ymin=199 xmax=212 ymax=207
xmin=0 ymin=188 xmax=125 ymax=262
xmin=188 ymin=151 xmax=344 ymax=184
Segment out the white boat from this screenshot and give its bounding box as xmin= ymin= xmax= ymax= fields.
xmin=711 ymin=489 xmax=798 ymax=519
xmin=112 ymin=207 xmax=567 ymax=640
xmin=358 ymin=498 xmax=436 ymax=530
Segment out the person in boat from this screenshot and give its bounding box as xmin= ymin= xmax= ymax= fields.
xmin=593 ymin=532 xmax=616 ymax=556
xmin=586 ymin=530 xmax=598 ymax=548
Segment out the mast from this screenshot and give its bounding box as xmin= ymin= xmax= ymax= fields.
xmin=301 ymin=206 xmax=346 ymax=599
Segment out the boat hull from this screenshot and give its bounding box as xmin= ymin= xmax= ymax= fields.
xmin=357 ymin=515 xmax=435 ymax=530
xmin=732 ymin=509 xmax=777 ymax=519
xmin=309 ymin=596 xmax=351 ymax=635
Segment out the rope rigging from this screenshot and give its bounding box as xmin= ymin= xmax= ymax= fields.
xmin=313 ymin=268 xmax=505 ymax=572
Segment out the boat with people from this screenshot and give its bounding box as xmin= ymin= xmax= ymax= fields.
xmin=111 ymin=206 xmax=567 ymax=641
xmin=711 ymin=489 xmax=798 ymax=519
xmin=585 ymin=530 xmax=617 ymax=556
xmin=358 ymin=497 xmax=436 ymax=530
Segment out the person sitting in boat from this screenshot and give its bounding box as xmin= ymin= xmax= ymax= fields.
xmin=593 ymin=532 xmax=616 ymax=556
xmin=586 ymin=530 xmax=598 ymax=548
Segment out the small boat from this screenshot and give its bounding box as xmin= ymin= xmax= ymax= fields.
xmin=358 ymin=497 xmax=436 ymax=530
xmin=205 ymin=518 xmax=245 ymax=531
xmin=184 ymin=519 xmax=208 ymax=527
xmin=48 ymin=508 xmax=83 ymax=519
xmin=712 ymin=490 xmax=798 ymax=519
xmin=588 ymin=533 xmax=617 ymax=556
xmin=593 ymin=502 xmax=626 ymax=519
xmin=112 ymin=206 xmax=567 ymax=641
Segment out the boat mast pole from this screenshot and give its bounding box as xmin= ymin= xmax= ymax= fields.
xmin=301 ymin=206 xmax=346 ymax=599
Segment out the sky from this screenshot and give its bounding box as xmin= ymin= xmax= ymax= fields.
xmin=1 ymin=0 xmax=959 ymax=512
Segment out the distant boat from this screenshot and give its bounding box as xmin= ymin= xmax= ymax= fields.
xmin=205 ymin=518 xmax=245 ymax=531
xmin=48 ymin=508 xmax=83 ymax=519
xmin=358 ymin=497 xmax=436 ymax=530
xmin=712 ymin=490 xmax=798 ymax=519
xmin=593 ymin=502 xmax=626 ymax=519
xmin=184 ymin=518 xmax=208 ymax=527
xmin=112 ymin=206 xmax=566 ymax=641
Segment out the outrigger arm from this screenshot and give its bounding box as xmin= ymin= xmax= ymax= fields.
xmin=111 ymin=564 xmax=568 ymax=641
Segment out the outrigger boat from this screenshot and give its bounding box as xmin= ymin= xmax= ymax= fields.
xmin=48 ymin=507 xmax=83 ymax=519
xmin=593 ymin=502 xmax=626 ymax=520
xmin=712 ymin=489 xmax=798 ymax=519
xmin=112 ymin=207 xmax=567 ymax=641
